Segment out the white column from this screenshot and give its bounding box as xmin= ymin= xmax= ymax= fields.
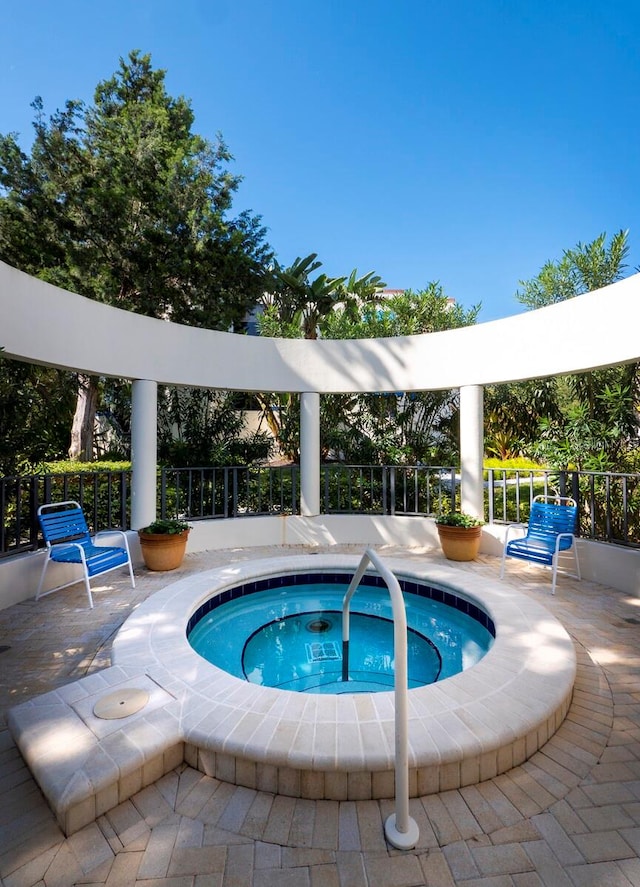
xmin=459 ymin=384 xmax=484 ymax=519
xmin=131 ymin=379 xmax=157 ymax=530
xmin=300 ymin=391 xmax=320 ymax=516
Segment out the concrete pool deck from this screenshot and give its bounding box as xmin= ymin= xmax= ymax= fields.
xmin=0 ymin=544 xmax=639 ymax=886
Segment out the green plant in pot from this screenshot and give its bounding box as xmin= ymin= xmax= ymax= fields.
xmin=435 ymin=511 xmax=484 ymax=561
xmin=138 ymin=518 xmax=192 ymax=571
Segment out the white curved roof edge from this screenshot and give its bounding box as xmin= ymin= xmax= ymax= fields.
xmin=2 ymin=259 xmax=639 ymax=393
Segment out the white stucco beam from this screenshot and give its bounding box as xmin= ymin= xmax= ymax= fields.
xmin=2 ymin=260 xmax=639 ymax=394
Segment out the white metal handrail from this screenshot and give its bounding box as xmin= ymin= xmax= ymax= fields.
xmin=342 ymin=547 xmax=420 ymax=850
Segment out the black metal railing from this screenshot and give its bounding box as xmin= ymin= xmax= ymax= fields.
xmin=160 ymin=465 xmax=299 ymax=521
xmin=0 ymin=470 xmax=130 ymax=558
xmin=321 ymin=465 xmax=457 ymax=515
xmin=2 ymin=464 xmax=639 ymax=557
xmin=486 ymin=467 xmax=640 ymax=547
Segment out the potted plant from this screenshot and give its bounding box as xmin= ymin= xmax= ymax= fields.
xmin=435 ymin=511 xmax=484 ymax=562
xmin=138 ymin=518 xmax=191 ymax=571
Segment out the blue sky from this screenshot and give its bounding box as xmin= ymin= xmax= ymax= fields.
xmin=2 ymin=0 xmax=638 ymax=321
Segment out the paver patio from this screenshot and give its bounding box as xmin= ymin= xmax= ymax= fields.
xmin=1 ymin=543 xmax=639 ymax=886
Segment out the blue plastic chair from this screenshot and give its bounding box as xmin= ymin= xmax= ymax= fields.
xmin=500 ymin=495 xmax=580 ymax=594
xmin=36 ymin=500 xmax=135 ymax=608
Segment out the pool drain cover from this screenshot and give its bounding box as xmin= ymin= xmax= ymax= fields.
xmin=306 ymin=617 xmax=333 ymax=633
xmin=93 ymin=687 xmax=150 ymax=720
xmin=306 ymin=641 xmax=342 ymax=663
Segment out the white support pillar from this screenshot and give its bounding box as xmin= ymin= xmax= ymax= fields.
xmin=459 ymin=384 xmax=484 ymax=519
xmin=300 ymin=391 xmax=320 ymax=516
xmin=131 ymin=379 xmax=158 ymax=530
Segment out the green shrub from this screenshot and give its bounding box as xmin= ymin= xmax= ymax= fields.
xmin=435 ymin=511 xmax=484 ymax=528
xmin=483 ymin=458 xmax=543 ymax=470
xmin=139 ymin=518 xmax=191 ymax=534
xmin=39 ymin=460 xmax=131 ymax=473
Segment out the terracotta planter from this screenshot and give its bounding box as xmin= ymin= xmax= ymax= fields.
xmin=138 ymin=529 xmax=190 ymax=571
xmin=436 ymin=524 xmax=482 ymax=562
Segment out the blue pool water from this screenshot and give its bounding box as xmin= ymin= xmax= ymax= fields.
xmin=188 ymin=577 xmax=495 ymax=694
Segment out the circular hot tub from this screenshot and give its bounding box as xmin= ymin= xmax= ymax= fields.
xmin=112 ymin=554 xmax=576 ymax=800
xmin=187 ymin=573 xmax=495 ymax=693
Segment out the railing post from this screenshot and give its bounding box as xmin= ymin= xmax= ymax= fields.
xmin=382 ymin=467 xmax=388 ymax=515
xmin=487 ymin=469 xmax=495 ymax=524
xmin=222 ymin=468 xmax=229 ymax=518
xmin=160 ymin=469 xmax=167 ymax=519
xmin=120 ymin=471 xmax=129 ymax=528
xmin=390 ymin=466 xmax=396 ymax=516
xmin=571 ymin=471 xmax=581 ymax=531
xmin=558 ymin=470 xmax=567 ymax=498
xmin=292 ymin=465 xmax=299 ymax=514
xmin=232 ymin=468 xmax=239 ymax=518
xmin=0 ymin=479 xmax=5 ymax=554
xmin=29 ymin=475 xmax=40 ymax=550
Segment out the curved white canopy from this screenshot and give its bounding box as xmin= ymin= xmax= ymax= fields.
xmin=1 ymin=259 xmax=638 ymax=393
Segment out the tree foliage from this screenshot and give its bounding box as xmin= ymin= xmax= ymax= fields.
xmin=0 ymin=50 xmax=272 ymax=325
xmin=322 ymin=284 xmax=479 ymax=338
xmin=0 ymin=50 xmax=273 ymax=463
xmin=0 ymin=357 xmax=76 ymax=475
xmin=321 ymin=287 xmax=480 ymax=464
xmin=259 ymin=253 xmax=385 ymax=340
xmin=258 ymin=283 xmax=480 ymax=464
xmin=499 ymin=230 xmax=639 ymax=471
xmin=255 ymin=254 xmax=387 ymax=458
xmin=515 ymin=230 xmax=629 ymax=310
xmin=158 ymin=388 xmax=273 ymax=467
xmin=534 ymin=370 xmax=640 ymax=471
xmin=484 ymin=379 xmax=561 ymax=460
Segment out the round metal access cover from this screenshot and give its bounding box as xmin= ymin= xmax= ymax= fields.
xmin=93 ymin=687 xmax=150 ymax=720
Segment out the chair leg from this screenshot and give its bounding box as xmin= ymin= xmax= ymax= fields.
xmin=127 ymin=558 xmax=136 ymax=589
xmin=77 ymin=552 xmax=94 ymax=608
xmin=83 ymin=571 xmax=94 ymax=609
xmin=551 ymin=558 xmax=558 ymax=595
xmin=35 ymin=555 xmax=50 ymax=601
xmin=573 ymin=544 xmax=581 ymax=581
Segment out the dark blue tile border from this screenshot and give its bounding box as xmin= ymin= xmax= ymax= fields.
xmin=187 ymin=572 xmax=496 ymax=639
